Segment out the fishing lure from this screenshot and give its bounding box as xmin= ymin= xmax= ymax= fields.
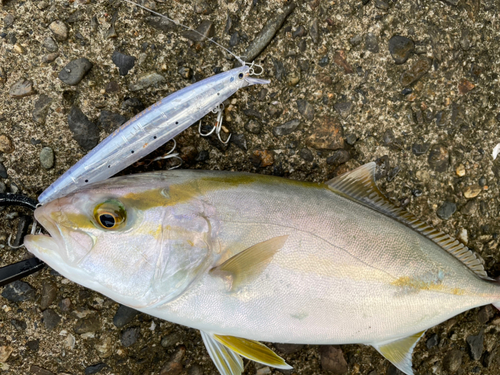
xmin=38 ymin=0 xmax=269 ymax=204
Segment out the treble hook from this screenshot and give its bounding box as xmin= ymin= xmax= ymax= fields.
xmin=0 ymin=193 xmax=45 ymax=286
xmin=199 ymin=104 xmax=231 ymax=144
xmin=147 ymin=139 xmax=183 ymax=170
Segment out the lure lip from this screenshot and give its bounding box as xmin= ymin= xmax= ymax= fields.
xmin=245 ymin=77 xmax=271 ymax=86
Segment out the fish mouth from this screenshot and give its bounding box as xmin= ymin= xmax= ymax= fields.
xmin=24 ymin=207 xmax=63 ymax=263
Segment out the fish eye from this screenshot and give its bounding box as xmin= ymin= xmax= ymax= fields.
xmin=238 ymin=72 xmax=244 ymax=79
xmin=94 ymin=200 xmax=126 ymax=230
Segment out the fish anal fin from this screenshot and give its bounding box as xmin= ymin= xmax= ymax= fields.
xmin=326 ymin=163 xmax=489 ymax=280
xmin=372 ymin=331 xmax=426 ymax=375
xmin=201 ymin=331 xmax=244 ymax=375
xmin=213 ymin=334 xmax=293 ymax=370
xmin=210 ymin=235 xmax=288 ymax=291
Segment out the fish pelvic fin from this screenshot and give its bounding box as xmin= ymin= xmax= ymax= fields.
xmin=372 ymin=330 xmax=426 ymax=375
xmin=326 ymin=162 xmax=490 ymax=280
xmin=210 ymin=235 xmax=288 ymax=291
xmin=213 ymin=334 xmax=293 ymax=370
xmin=201 ymin=331 xmax=244 ymax=375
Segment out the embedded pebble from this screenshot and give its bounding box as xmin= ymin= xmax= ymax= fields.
xmin=299 ymin=148 xmax=313 ymax=162
xmin=128 ymin=73 xmax=165 ymax=91
xmin=42 ymin=309 xmax=61 ymax=331
xmin=365 ymin=32 xmax=379 ymax=53
xmin=375 ymin=0 xmax=390 ymax=10
xmin=68 ymin=106 xmax=99 ymax=151
xmin=467 ymin=331 xmax=484 ymax=360
xmin=99 ymin=110 xmax=127 ymax=131
xmin=159 ymin=346 xmax=185 ymax=375
xmin=251 ymin=150 xmax=274 ymax=167
xmin=443 ymin=350 xmax=463 ymax=372
xmin=183 ymin=20 xmax=214 ymax=42
xmin=296 ymin=99 xmax=314 ymax=121
xmin=146 ymin=16 xmax=176 ymax=32
xmin=388 ymin=36 xmax=414 ymax=64
xmin=1 ymin=280 xmax=35 ymax=302
xmin=10 ymin=319 xmax=27 ymax=331
xmin=412 ymin=142 xmax=429 ymax=156
xmin=39 ymin=281 xmax=57 ymax=310
xmin=42 ymin=36 xmax=58 ymax=52
xmin=293 ymin=25 xmax=306 ymax=38
xmin=195 ymin=150 xmax=209 ymax=162
xmin=0 ymin=346 xmax=13 ymax=362
xmin=243 ymin=3 xmax=296 ymax=62
xmin=84 ymin=363 xmax=108 ymax=375
xmin=121 ymin=327 xmax=141 ymax=347
xmin=426 ymin=333 xmax=438 ymax=349
xmin=178 ymin=66 xmax=193 ymax=80
xmin=427 ymin=144 xmax=449 ymax=172
xmin=230 ymin=133 xmax=247 ymax=151
xmin=32 ymin=94 xmax=53 ymax=124
xmin=58 ymin=58 xmax=93 ymax=85
xmin=456 ymin=164 xmax=466 ymax=176
xmin=29 ymin=365 xmax=54 ymax=375
xmin=319 ymin=345 xmax=348 ymax=374
xmin=463 ymin=184 xmax=481 ymax=199
xmin=437 ymin=201 xmax=456 ymax=220
xmin=332 ymin=50 xmax=353 ymax=74
xmin=310 ymin=18 xmax=319 ymax=44
xmin=458 ymin=228 xmax=468 ymax=244
xmin=334 ymin=102 xmax=352 ymax=118
xmin=41 ymin=52 xmax=59 ymax=64
xmin=161 ymin=332 xmax=182 ymax=348
xmin=9 ymin=79 xmax=35 ymax=98
xmin=0 ymin=162 xmax=7 ymax=178
xmin=458 ymin=78 xmax=475 ymax=95
xmin=112 ymin=50 xmax=136 ymax=76
xmin=307 ymin=116 xmax=344 ymax=150
xmin=3 ymin=14 xmax=15 ymax=27
xmin=39 ymin=147 xmax=54 ymax=170
xmin=113 ymin=305 xmax=140 ymax=328
xmin=95 ymin=337 xmax=114 ymax=358
xmin=326 ymin=150 xmax=350 ymax=167
xmin=74 ymin=315 xmax=101 ymax=334
xmin=273 ymin=119 xmax=300 ymax=136
xmin=49 ymin=20 xmax=68 ymax=41
xmin=401 ymin=57 xmax=432 ymax=86
xmin=0 ymin=134 xmax=14 ymax=154
xmin=245 ymin=120 xmax=262 ymax=135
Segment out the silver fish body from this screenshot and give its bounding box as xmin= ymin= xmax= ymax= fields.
xmin=25 ymin=164 xmax=500 ymax=375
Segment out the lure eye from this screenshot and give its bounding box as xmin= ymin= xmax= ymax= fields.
xmin=238 ymin=72 xmax=244 ymax=79
xmin=94 ymin=200 xmax=126 ymax=230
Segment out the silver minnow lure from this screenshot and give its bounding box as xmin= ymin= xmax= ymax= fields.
xmin=38 ymin=66 xmax=268 ymax=204
xmin=25 ymin=163 xmax=500 ymax=375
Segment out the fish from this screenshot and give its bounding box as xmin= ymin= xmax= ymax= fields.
xmin=24 ymin=163 xmax=500 ymax=375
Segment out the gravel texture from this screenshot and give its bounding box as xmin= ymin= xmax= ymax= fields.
xmin=1 ymin=0 xmax=500 ymax=375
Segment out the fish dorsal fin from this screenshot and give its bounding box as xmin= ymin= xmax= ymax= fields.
xmin=213 ymin=334 xmax=293 ymax=370
xmin=200 ymin=331 xmax=244 ymax=375
xmin=372 ymin=331 xmax=426 ymax=375
xmin=210 ymin=235 xmax=288 ymax=291
xmin=326 ymin=162 xmax=489 ymax=279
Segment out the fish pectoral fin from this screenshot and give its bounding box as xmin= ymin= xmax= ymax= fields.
xmin=210 ymin=235 xmax=288 ymax=291
xmin=201 ymin=331 xmax=244 ymax=375
xmin=213 ymin=334 xmax=293 ymax=370
xmin=372 ymin=330 xmax=426 ymax=375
